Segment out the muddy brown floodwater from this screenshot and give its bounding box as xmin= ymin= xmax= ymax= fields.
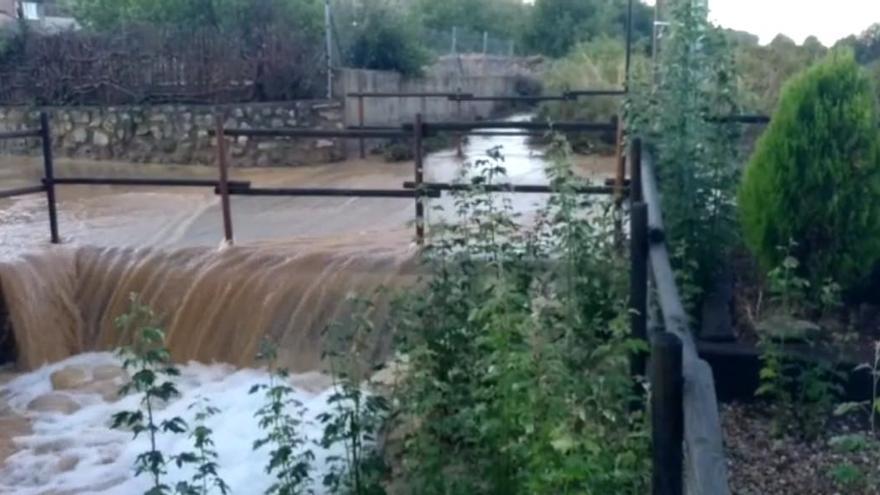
xmin=0 ymin=115 xmax=617 ymax=371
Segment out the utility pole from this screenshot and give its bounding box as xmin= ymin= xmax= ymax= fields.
xmin=324 ymin=0 xmax=333 ymax=99
xmin=451 ymin=26 xmax=458 ymax=54
xmin=625 ymin=0 xmax=634 ymax=89
xmin=652 ymin=0 xmax=667 ymax=85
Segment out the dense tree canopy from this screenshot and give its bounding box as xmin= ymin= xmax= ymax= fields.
xmin=344 ymin=0 xmax=428 ymax=75
xmin=411 ymin=0 xmax=529 ymax=42
xmin=836 ymin=23 xmax=880 ymax=65
xmin=72 ymin=0 xmax=324 ymax=34
xmin=524 ymin=0 xmax=652 ymax=57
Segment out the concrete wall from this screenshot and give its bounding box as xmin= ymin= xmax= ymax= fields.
xmin=0 ymin=101 xmax=346 ymax=167
xmin=336 ymin=55 xmax=543 ymax=127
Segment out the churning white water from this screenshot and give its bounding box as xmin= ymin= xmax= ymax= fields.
xmin=0 ymin=353 xmax=350 ymax=494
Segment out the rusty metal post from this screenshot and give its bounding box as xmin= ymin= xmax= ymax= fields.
xmin=455 ymin=89 xmax=464 ymax=158
xmin=358 ymin=95 xmax=366 ymax=159
xmin=614 ymin=116 xmax=626 ymax=249
xmin=413 ymin=113 xmax=425 ymax=244
xmin=215 ymin=114 xmax=234 ymax=244
xmin=39 ymin=112 xmax=60 ymax=244
xmin=614 ymin=117 xmax=626 ymax=204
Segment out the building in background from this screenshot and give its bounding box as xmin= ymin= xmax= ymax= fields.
xmin=0 ymin=0 xmax=18 ymax=25
xmin=0 ymin=0 xmax=77 ymax=31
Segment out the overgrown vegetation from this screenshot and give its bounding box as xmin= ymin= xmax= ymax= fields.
xmin=523 ymin=0 xmax=652 ymax=57
xmin=739 ymin=52 xmax=880 ymax=293
xmin=112 ymin=294 xmax=190 ymax=495
xmin=72 ymin=0 xmax=324 ymax=34
xmin=390 ymin=140 xmax=648 ymax=493
xmin=250 ymin=340 xmax=315 ymax=495
xmin=627 ymin=0 xmax=741 ymax=309
xmin=319 ymin=297 xmax=389 ymax=495
xmin=753 ymin=246 xmax=845 ymax=439
xmin=333 ymin=0 xmax=428 ymax=76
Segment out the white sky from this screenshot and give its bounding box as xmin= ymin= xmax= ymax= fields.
xmin=645 ymin=0 xmax=880 ymax=46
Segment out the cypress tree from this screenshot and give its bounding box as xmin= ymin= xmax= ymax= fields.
xmin=739 ymin=52 xmax=880 ymax=290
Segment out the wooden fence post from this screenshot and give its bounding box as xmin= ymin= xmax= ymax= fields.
xmin=630 ymin=138 xmax=643 ymax=203
xmin=652 ymin=331 xmax=684 ymax=495
xmin=414 ymin=113 xmax=425 ymax=244
xmin=215 ymin=113 xmax=234 ymax=245
xmin=39 ymin=112 xmax=60 ymax=244
xmin=630 ymin=202 xmax=648 ymax=379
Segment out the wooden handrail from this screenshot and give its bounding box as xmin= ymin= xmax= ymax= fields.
xmin=640 ymin=149 xmax=731 ymax=495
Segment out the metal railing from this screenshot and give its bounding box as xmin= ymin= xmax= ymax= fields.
xmin=214 ymin=115 xmax=623 ymax=245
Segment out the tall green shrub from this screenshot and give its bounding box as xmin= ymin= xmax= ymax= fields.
xmin=739 ymin=52 xmax=880 ymax=290
xmin=627 ymin=0 xmax=741 ymax=308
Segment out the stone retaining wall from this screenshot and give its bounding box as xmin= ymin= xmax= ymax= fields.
xmin=0 ymin=100 xmax=346 ymax=167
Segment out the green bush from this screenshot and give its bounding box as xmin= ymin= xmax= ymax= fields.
xmin=343 ymin=1 xmax=428 ymax=76
xmin=539 ymin=38 xmax=649 ymax=153
xmin=739 ymin=52 xmax=880 ymax=290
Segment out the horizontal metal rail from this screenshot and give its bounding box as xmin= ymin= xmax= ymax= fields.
xmin=565 ymin=89 xmax=627 ymax=97
xmin=460 ymin=131 xmax=550 ymax=137
xmin=449 ymin=94 xmax=573 ymax=102
xmin=0 ymin=184 xmax=45 ymax=199
xmin=0 ymin=129 xmax=42 ymax=140
xmin=709 ymin=114 xmax=771 ymax=124
xmin=403 ymin=181 xmax=618 ymax=195
xmin=347 ymin=90 xmax=627 ymax=101
xmin=51 ymin=177 xmax=252 ymax=188
xmin=225 ymin=186 xmax=440 ymax=199
xmin=347 ymin=126 xmax=555 ymax=137
xmin=413 ymin=121 xmax=616 ymax=133
xmin=215 ymin=128 xmax=408 ymax=139
xmin=347 ymin=92 xmax=473 ymax=98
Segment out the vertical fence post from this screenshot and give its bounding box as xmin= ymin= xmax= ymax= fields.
xmin=324 ymin=0 xmax=333 ymax=99
xmin=413 ymin=113 xmax=425 ymax=244
xmin=358 ymin=95 xmax=366 ymax=159
xmin=482 ymin=31 xmax=489 ymax=54
xmin=651 ymin=331 xmax=684 ymax=495
xmin=613 ymin=116 xmax=626 ymax=249
xmin=39 ymin=112 xmax=60 ymax=244
xmin=630 ymin=138 xmax=643 ymax=203
xmin=455 ymin=89 xmax=464 ymax=158
xmin=614 ymin=116 xmax=626 ymax=204
xmin=215 ymin=114 xmax=234 ymax=245
xmin=630 ymin=202 xmax=648 ymax=379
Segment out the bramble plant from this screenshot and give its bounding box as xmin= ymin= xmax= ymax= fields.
xmin=392 ymin=139 xmax=648 ymax=494
xmin=112 ymin=294 xmax=189 ymax=495
xmin=250 ymin=340 xmax=315 ymax=495
xmin=319 ymin=296 xmax=389 ymax=495
xmin=174 ymin=397 xmax=230 ymax=495
xmin=756 ymin=246 xmax=844 ymax=439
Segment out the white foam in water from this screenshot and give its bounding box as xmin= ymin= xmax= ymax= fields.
xmin=0 ymin=353 xmax=348 ymax=494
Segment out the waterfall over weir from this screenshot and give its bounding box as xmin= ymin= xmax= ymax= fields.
xmin=0 ymin=238 xmax=417 ymax=370
xmin=0 ymin=114 xmax=616 ymax=371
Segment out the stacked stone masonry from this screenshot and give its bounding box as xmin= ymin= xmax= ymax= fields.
xmin=0 ymin=101 xmax=347 ymax=167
